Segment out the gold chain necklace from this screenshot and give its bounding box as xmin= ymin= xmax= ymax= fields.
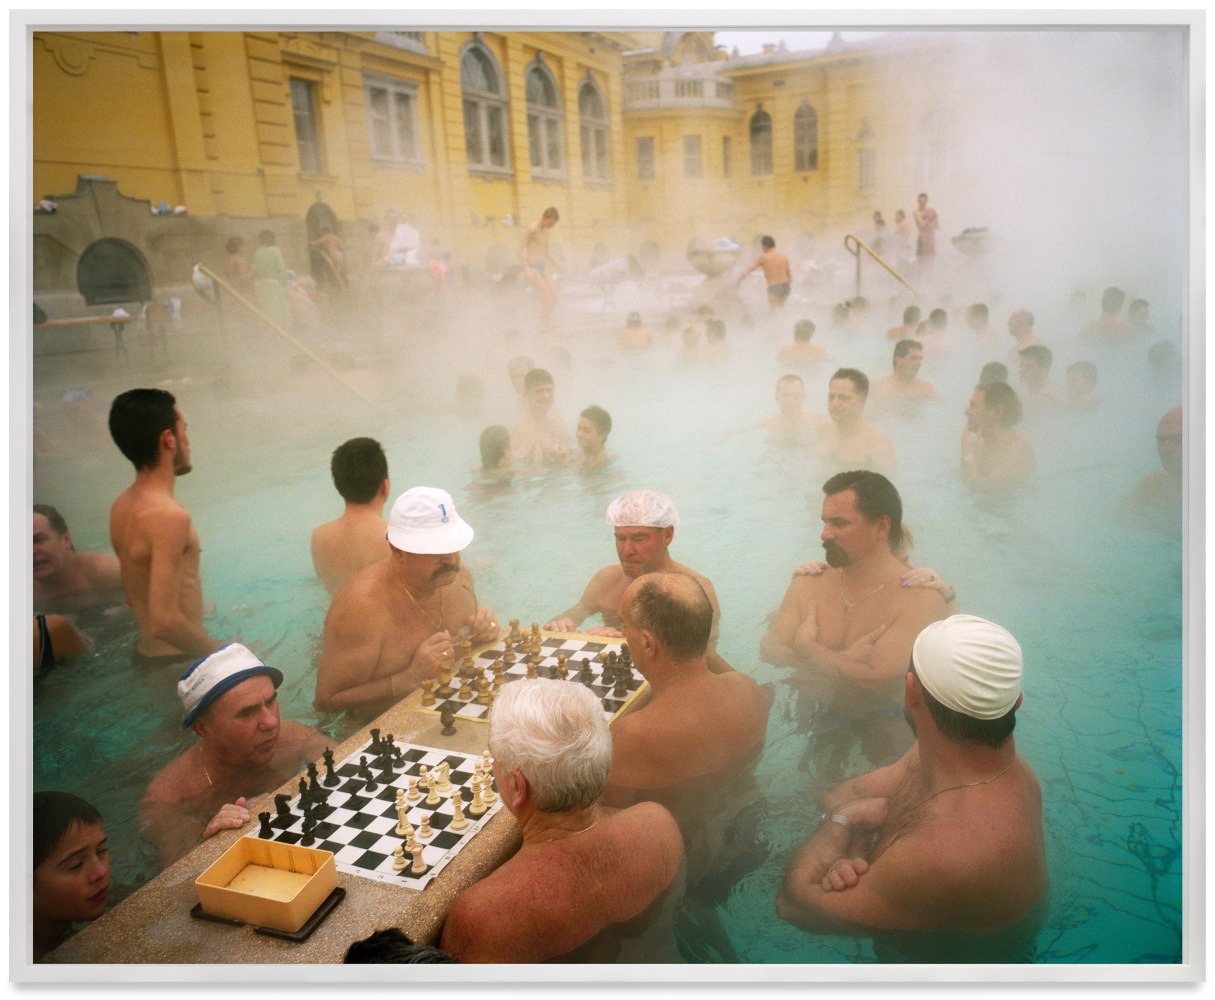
xmin=199 ymin=744 xmax=214 ymax=787
xmin=923 ymin=759 xmax=1015 ymax=803
xmin=404 ymin=585 xmax=445 ymax=632
xmin=838 ymin=573 xmax=890 ymax=614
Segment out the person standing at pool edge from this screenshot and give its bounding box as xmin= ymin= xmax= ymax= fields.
xmin=315 ymin=487 xmax=500 ymax=720
xmin=777 ymin=615 xmax=1047 ymax=960
xmin=519 ymin=207 xmax=561 ymax=329
xmin=737 ymin=235 xmax=792 ymax=309
xmin=108 ymin=388 xmax=223 ymax=667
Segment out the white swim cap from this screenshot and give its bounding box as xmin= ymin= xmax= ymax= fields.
xmin=912 ymin=615 xmax=1022 ymax=720
xmin=606 ymin=489 xmax=679 ymax=530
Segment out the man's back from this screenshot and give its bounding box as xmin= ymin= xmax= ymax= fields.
xmin=310 ymin=512 xmax=388 ymax=596
xmin=440 ymin=801 xmax=683 ymax=962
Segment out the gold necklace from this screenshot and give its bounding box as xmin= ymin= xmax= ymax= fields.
xmin=404 ymin=585 xmax=445 ymax=632
xmin=199 ymin=744 xmax=213 ymax=787
xmin=924 ymin=759 xmax=1015 ymax=803
xmin=838 ymin=573 xmax=890 ymax=614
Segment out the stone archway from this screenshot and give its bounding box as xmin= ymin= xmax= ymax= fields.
xmin=75 ymin=237 xmax=152 ymax=305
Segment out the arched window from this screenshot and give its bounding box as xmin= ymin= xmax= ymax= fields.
xmin=794 ymin=103 xmax=818 ymax=172
xmin=526 ymin=59 xmax=564 ymax=178
xmin=460 ymin=43 xmax=510 ymax=173
xmin=750 ymin=107 xmax=773 ymax=176
xmin=578 ymin=77 xmax=610 ymax=182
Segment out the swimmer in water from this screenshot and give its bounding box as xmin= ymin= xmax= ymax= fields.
xmin=777 ymin=319 xmax=829 ymax=366
xmin=885 ymin=304 xmax=921 ymax=343
xmin=777 ymin=615 xmax=1047 ymax=959
xmin=518 ymin=207 xmax=560 ymax=329
xmin=1064 ymin=361 xmax=1099 ymax=411
xmin=315 ymin=488 xmax=499 ymax=721
xmin=719 ymin=374 xmax=823 ymax=448
xmin=511 ymin=368 xmax=571 ymax=467
xmin=761 ymin=472 xmax=950 ymax=777
xmin=1119 ymin=406 xmax=1182 ymax=532
xmin=619 ymin=311 xmax=654 ymax=350
xmin=33 ymin=504 xmax=122 ymax=613
xmin=1017 ymin=344 xmax=1061 ymax=408
xmin=817 ymin=369 xmax=897 ymax=475
xmin=961 ymin=381 xmax=1036 ymax=483
xmin=869 ymin=339 xmax=939 ymax=403
xmin=33 ymin=792 xmax=110 ymax=961
xmin=1006 ymin=308 xmax=1043 ymax=362
xmin=310 ymin=437 xmax=391 ymax=597
xmin=107 ymin=388 xmax=223 ymax=668
xmin=964 ymin=302 xmax=1001 ymax=352
xmin=1079 ymin=286 xmax=1132 ymax=343
xmin=574 ymin=405 xmax=613 ymax=470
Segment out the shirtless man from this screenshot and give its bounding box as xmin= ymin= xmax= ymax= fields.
xmin=619 ymin=311 xmax=654 ymax=350
xmin=518 ymin=207 xmax=560 ymax=328
xmin=720 ymin=374 xmax=823 ymax=447
xmin=761 ymin=471 xmax=948 ymax=774
xmin=511 ymin=368 xmax=571 ymax=467
xmin=1007 ymin=308 xmax=1043 ymax=361
xmin=33 ymin=504 xmax=122 ymax=612
xmin=961 ymin=381 xmax=1036 ymax=483
xmin=737 ymin=235 xmax=792 ymax=309
xmin=870 ymin=340 xmax=938 ymax=403
xmin=440 ymin=679 xmax=684 ymax=962
xmin=1080 ymin=286 xmax=1132 ymax=343
xmin=543 ymin=489 xmax=728 ymax=671
xmin=964 ymin=303 xmax=1001 ymax=352
xmin=885 ymin=305 xmax=920 ymax=343
xmin=1018 ymin=344 xmax=1061 ymax=408
xmin=912 ymin=192 xmax=938 ymax=262
xmin=310 ymin=437 xmax=389 ymax=596
xmin=777 ymin=320 xmax=829 ymax=366
xmin=817 ymin=369 xmax=897 ymax=475
xmin=315 ymin=487 xmax=498 ymax=721
xmin=139 ymin=644 xmax=328 ymax=868
xmin=777 ymin=615 xmax=1047 ymax=960
xmin=1120 ymin=406 xmax=1182 ymax=531
xmin=607 ymin=573 xmax=768 ymax=795
xmin=108 ymin=389 xmax=222 ymax=667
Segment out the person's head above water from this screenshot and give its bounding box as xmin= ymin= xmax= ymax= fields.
xmin=775 ymin=374 xmax=806 ymax=411
xmin=902 ymin=304 xmax=921 ymax=326
xmin=606 ymin=490 xmax=678 ymax=578
xmin=1007 ymin=308 xmax=1035 ymax=336
xmin=576 ymin=406 xmax=611 ymax=454
xmin=620 ymin=571 xmax=713 ymax=664
xmin=1100 ymin=286 xmax=1126 ymax=316
xmin=386 ymin=487 xmax=474 ymax=556
xmin=910 ymin=614 xmax=1023 ymax=747
xmin=488 ymin=678 xmax=611 ymax=813
xmin=1018 ymin=344 xmax=1053 ymax=385
xmin=479 ymin=425 xmax=511 ymax=470
xmin=828 ymin=369 xmax=869 ymax=426
xmin=793 ymin=319 xmax=816 ymax=342
xmin=507 ymin=355 xmax=534 ymax=395
xmin=979 ymin=361 xmax=1009 ymax=385
xmin=522 ymin=368 xmax=556 ymax=413
xmin=820 ymin=470 xmax=904 ymax=565
xmin=33 ymin=791 xmax=109 ymax=961
xmin=1156 ymin=406 xmax=1182 ymax=476
xmin=109 ymin=388 xmax=189 ymax=474
xmin=330 ymin=437 xmax=388 ymax=504
xmin=178 ymin=642 xmax=284 ymax=731
xmin=761 ymin=235 xmax=776 ymax=250
xmin=969 ymin=380 xmax=1023 ymax=429
xmin=892 ymin=339 xmax=924 ymax=378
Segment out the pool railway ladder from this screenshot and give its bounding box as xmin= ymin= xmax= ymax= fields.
xmin=843 ymin=234 xmax=920 ymax=300
xmin=195 ymin=264 xmax=375 ymax=408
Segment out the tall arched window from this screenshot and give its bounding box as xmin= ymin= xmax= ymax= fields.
xmin=526 ymin=59 xmax=564 ymax=178
xmin=578 ymin=77 xmax=610 ymax=182
xmin=750 ymin=107 xmax=773 ymax=176
xmin=794 ymin=103 xmax=818 ymax=172
xmin=460 ymin=42 xmax=510 ymax=173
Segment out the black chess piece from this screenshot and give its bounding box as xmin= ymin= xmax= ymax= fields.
xmin=322 ymin=748 xmax=339 ymax=786
xmin=307 ymin=762 xmax=319 ymax=788
xmin=358 ymin=756 xmax=378 ymax=791
xmin=298 ymin=777 xmax=310 ymax=803
xmin=274 ymin=794 xmax=292 ymax=819
xmin=440 ymin=705 xmax=457 ymax=736
xmin=369 ymin=728 xmax=382 ymax=752
xmin=258 ymin=811 xmax=273 ymax=838
xmin=301 ymin=813 xmax=317 ymax=847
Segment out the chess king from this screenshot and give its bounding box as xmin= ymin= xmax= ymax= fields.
xmin=138 ymin=644 xmax=329 ymax=869
xmin=315 ymin=487 xmax=500 ymax=722
xmin=440 ymin=679 xmax=684 ymax=962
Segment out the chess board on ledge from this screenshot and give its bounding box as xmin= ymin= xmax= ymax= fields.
xmin=415 ymin=621 xmax=648 ymax=725
xmin=260 ymin=733 xmax=501 ymax=890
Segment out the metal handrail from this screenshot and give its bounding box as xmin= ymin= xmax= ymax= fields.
xmin=196 ymin=264 xmax=374 ymax=408
xmin=843 ymin=234 xmax=919 ymax=299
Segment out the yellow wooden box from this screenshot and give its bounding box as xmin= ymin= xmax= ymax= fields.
xmin=195 ymin=836 xmax=337 ymax=933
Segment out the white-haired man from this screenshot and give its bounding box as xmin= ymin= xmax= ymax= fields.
xmin=777 ymin=615 xmax=1048 ymax=961
xmin=315 ymin=487 xmax=499 ymax=721
xmin=440 ymin=679 xmax=684 ymax=962
xmin=139 ymin=644 xmax=328 ymax=868
xmin=543 ymin=489 xmax=728 ymax=671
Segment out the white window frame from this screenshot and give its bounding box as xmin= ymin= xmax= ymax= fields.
xmin=460 ymin=42 xmax=511 ymax=176
xmin=578 ymin=77 xmax=610 ymax=183
xmin=364 ymin=73 xmax=423 ymax=168
xmin=525 ymin=59 xmax=565 ymax=180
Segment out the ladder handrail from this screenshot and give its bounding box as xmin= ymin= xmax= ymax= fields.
xmin=196 ymin=264 xmax=374 ymax=408
xmin=843 ymin=234 xmax=919 ymax=298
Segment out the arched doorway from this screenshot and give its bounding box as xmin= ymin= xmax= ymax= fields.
xmin=76 ymin=238 xmax=151 ymax=305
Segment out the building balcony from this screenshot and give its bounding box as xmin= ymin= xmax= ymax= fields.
xmin=623 ymin=72 xmax=736 ymax=112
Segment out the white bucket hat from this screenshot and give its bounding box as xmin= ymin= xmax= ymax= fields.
xmin=386 ymin=487 xmax=474 ymax=554
xmin=178 ymin=643 xmax=283 ymax=729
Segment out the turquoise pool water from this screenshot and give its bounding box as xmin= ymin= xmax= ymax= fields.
xmin=31 ymin=276 xmax=1184 ymax=964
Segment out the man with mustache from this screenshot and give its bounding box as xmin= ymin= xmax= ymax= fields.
xmin=761 ymin=471 xmax=948 ymax=778
xmin=139 ymin=644 xmax=328 ymax=868
xmin=315 ymin=487 xmax=499 ymax=722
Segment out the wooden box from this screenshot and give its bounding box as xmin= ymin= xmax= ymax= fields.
xmin=195 ymin=836 xmax=337 ymax=933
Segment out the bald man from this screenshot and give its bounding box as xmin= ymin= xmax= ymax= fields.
xmin=1120 ymin=406 xmax=1182 ymax=531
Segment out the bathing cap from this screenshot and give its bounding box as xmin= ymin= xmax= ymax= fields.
xmin=386 ymin=487 xmax=474 ymax=554
xmin=178 ymin=643 xmax=283 ymax=729
xmin=911 ymin=615 xmax=1022 ymax=720
xmin=606 ymin=489 xmax=679 ymax=530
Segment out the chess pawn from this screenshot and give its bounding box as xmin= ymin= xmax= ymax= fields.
xmin=407 ymin=776 xmax=421 ymax=802
xmin=436 ymin=761 xmax=453 ymax=793
xmin=410 ymin=845 xmax=427 ymax=875
xmin=417 ymin=813 xmax=433 ymax=839
xmin=420 ymin=678 xmax=437 ymax=707
xmin=475 ymin=676 xmax=490 ymax=705
xmin=508 ymin=618 xmax=521 ymax=640
xmin=450 ymin=791 xmax=468 ymax=831
xmin=457 ymin=677 xmax=474 ymax=701
xmin=526 ymin=659 xmax=538 ymax=680
xmin=468 ymin=777 xmax=487 ymax=817
xmin=555 ymin=653 xmax=568 ymax=679
xmin=418 ymin=764 xmax=430 ymax=787
xmin=461 ymin=654 xmax=475 ymax=678
xmin=502 ymin=645 xmax=516 ymax=666
xmin=392 ymin=845 xmax=408 ymax=872
xmin=482 ymin=749 xmax=492 ymax=771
